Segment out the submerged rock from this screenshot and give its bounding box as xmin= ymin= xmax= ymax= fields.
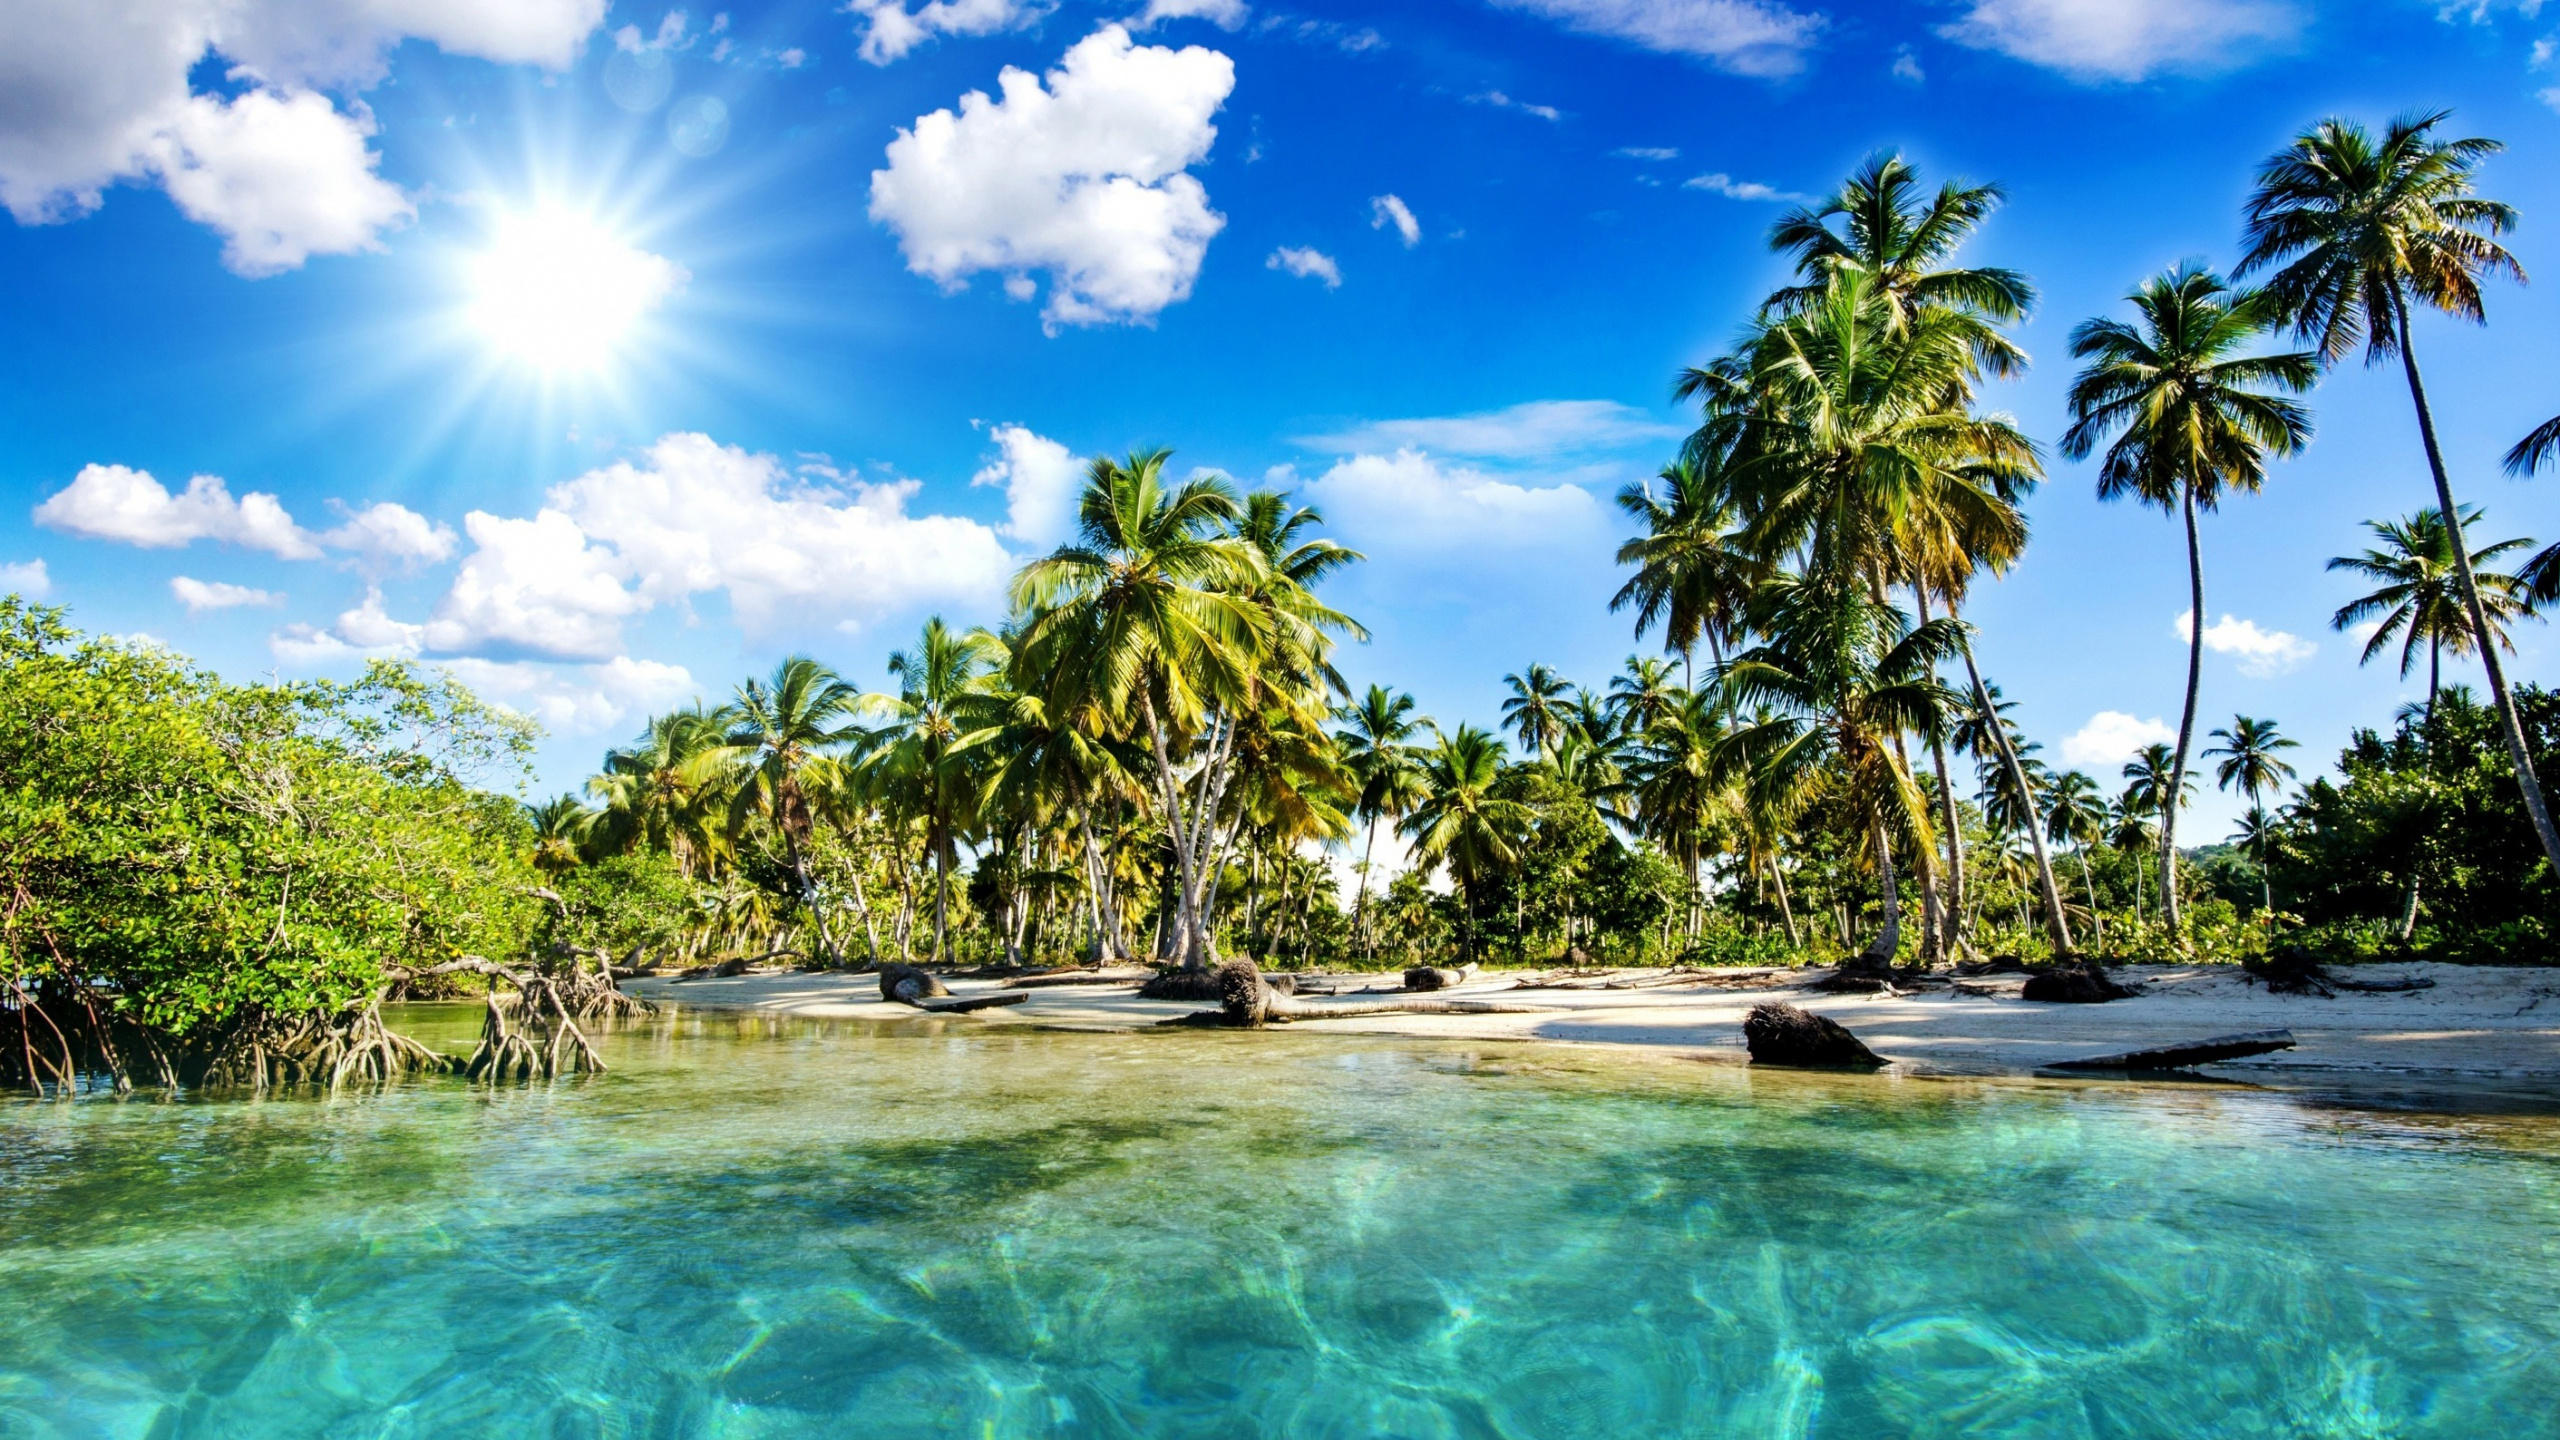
xmin=1742 ymin=1002 xmax=1887 ymax=1069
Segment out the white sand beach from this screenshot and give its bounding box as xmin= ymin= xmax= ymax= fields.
xmin=627 ymin=962 xmax=2560 ymax=1082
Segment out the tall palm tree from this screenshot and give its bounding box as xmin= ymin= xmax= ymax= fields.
xmin=1612 ymin=457 xmax=1754 ymax=679
xmin=721 ymin=656 xmax=872 ymax=955
xmin=1012 ymin=450 xmax=1267 ymax=968
xmin=2328 ymin=506 xmax=2532 ymax=742
xmin=868 ymin=616 xmax=1002 ymax=962
xmin=1333 ymin=684 xmax=1433 ymax=956
xmin=2062 ymin=264 xmax=2316 ymax=937
xmin=1716 ymin=573 xmax=1963 ymax=966
xmin=2118 ymin=741 xmax=2191 ymax=925
xmin=1500 ymin=663 xmax=1576 ymax=762
xmin=588 ymin=703 xmax=730 ymax=877
xmin=2204 ymin=715 xmax=2299 ymax=914
xmin=1606 ymin=655 xmax=1684 ymax=734
xmin=1629 ymin=687 xmax=1732 ymax=941
xmin=2239 ymin=110 xmax=2560 ymax=873
xmin=1399 ymin=725 xmax=1532 ymax=963
xmin=2107 ymin=789 xmax=2161 ymax=925
xmin=2044 ymin=769 xmax=2108 ymax=948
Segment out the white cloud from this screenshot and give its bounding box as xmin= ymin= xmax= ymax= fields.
xmin=2176 ymin=610 xmax=2316 ymax=677
xmin=849 ymin=0 xmax=1047 ymax=65
xmin=321 ymin=500 xmax=459 ymax=571
xmin=1684 ymin=171 xmax=1811 ymax=202
xmin=1369 ymin=193 xmax=1421 ymax=246
xmin=34 ymin=464 xmax=321 ymax=559
xmin=0 ymin=0 xmax=604 ymax=272
xmin=1891 ymin=44 xmax=1926 ymax=81
xmin=424 ymin=510 xmax=643 ymax=660
xmin=0 ymin=560 xmax=49 ymax=597
xmin=1303 ymin=449 xmax=1602 ymax=552
xmin=972 ymin=423 xmax=1084 ymax=545
xmin=170 ymin=576 xmax=284 ymax=612
xmin=2061 ymin=711 xmax=2179 ymax=767
xmin=1136 ymin=0 xmax=1249 ymax=28
xmin=268 ymin=585 xmax=423 ymax=665
xmin=1613 ymin=145 xmax=1680 ymax=160
xmin=1489 ymin=0 xmax=1824 ymax=77
xmin=868 ymin=24 xmax=1235 ymax=331
xmin=1939 ymin=0 xmax=2302 ymax=81
xmin=437 ymin=655 xmax=699 ymax=736
xmin=1468 ymin=90 xmax=1563 ymax=121
xmin=1298 ymin=399 xmax=1682 ymax=462
xmin=1266 ymin=245 xmax=1341 ymax=288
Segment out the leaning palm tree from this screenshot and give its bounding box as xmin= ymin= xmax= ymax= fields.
xmin=2240 ymin=109 xmax=2560 ymax=874
xmin=2204 ymin=716 xmax=2299 ymax=914
xmin=1398 ymin=725 xmax=1532 ymax=963
xmin=2328 ymin=506 xmax=2532 ymax=742
xmin=1333 ymin=684 xmax=1433 ymax=956
xmin=720 ymin=656 xmax=873 ymax=957
xmin=1011 ymin=450 xmax=1267 ymax=968
xmin=1500 ymin=664 xmax=1576 ymax=763
xmin=2062 ymin=264 xmax=2316 ymax=938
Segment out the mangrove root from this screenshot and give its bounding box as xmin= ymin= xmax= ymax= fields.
xmin=1742 ymin=1002 xmax=1887 ymax=1070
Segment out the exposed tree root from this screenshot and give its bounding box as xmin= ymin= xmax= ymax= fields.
xmin=2244 ymin=945 xmax=2436 ymax=997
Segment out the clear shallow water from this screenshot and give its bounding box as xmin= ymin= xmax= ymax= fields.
xmin=3 ymin=1009 xmax=2558 ymax=1439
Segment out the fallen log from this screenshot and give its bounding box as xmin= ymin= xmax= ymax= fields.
xmin=1403 ymin=962 xmax=1481 ymax=992
xmin=1000 ymin=966 xmax=1156 ymax=989
xmin=2047 ymin=1029 xmax=2296 ymax=1072
xmin=1742 ymin=1002 xmax=1887 ymax=1069
xmin=912 ymin=993 xmax=1029 ymax=1015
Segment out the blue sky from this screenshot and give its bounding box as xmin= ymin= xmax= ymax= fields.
xmin=6 ymin=0 xmax=2560 ymax=845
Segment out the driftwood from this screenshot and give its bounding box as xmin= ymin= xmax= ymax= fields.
xmin=1000 ymin=966 xmax=1156 ymax=989
xmin=2246 ymin=946 xmax=2438 ymax=998
xmin=1742 ymin=1002 xmax=1886 ymax=1069
xmin=1505 ymin=966 xmax=1622 ymax=990
xmin=1402 ymin=963 xmax=1480 ymax=992
xmin=913 ymin=993 xmax=1029 ymax=1015
xmin=2021 ymin=962 xmax=2144 ymax=1004
xmin=1164 ymin=959 xmax=1557 ymax=1028
xmin=2048 ymin=1029 xmax=2296 ymax=1072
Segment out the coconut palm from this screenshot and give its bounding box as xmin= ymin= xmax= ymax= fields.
xmin=1334 ymin=684 xmax=1433 ymax=956
xmin=1500 ymin=664 xmax=1576 ymax=763
xmin=1628 ymin=687 xmax=1733 ymax=940
xmin=1399 ymin=725 xmax=1533 ymax=962
xmin=2107 ymin=790 xmax=2160 ymax=925
xmin=2118 ymin=741 xmax=2192 ymax=921
xmin=1612 ymin=457 xmax=1754 ymax=677
xmin=867 ymin=616 xmax=1003 ymax=962
xmin=2329 ymin=506 xmax=2533 ymax=741
xmin=2044 ymin=769 xmax=2108 ymax=947
xmin=720 ymin=656 xmax=872 ymax=950
xmin=2240 ymin=109 xmax=2560 ymax=873
xmin=1606 ymin=655 xmax=1684 ymax=735
xmin=1011 ymin=450 xmax=1266 ymax=967
xmin=588 ymin=703 xmax=731 ymax=877
xmin=2062 ymin=264 xmax=2316 ymax=938
xmin=2204 ymin=715 xmax=2300 ymax=913
xmin=1716 ymin=573 xmax=1964 ymax=966
xmin=526 ymin=794 xmax=596 ymax=878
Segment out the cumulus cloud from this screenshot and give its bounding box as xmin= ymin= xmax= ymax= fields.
xmin=437 ymin=655 xmax=699 ymax=736
xmin=320 ymin=500 xmax=459 ymax=571
xmin=1298 ymin=399 xmax=1682 ymax=462
xmin=1684 ymin=171 xmax=1811 ymax=202
xmin=2062 ymin=710 xmax=2180 ymax=767
xmin=170 ymin=576 xmax=283 ymax=611
xmin=868 ymin=25 xmax=1235 ymax=330
xmin=2177 ymin=610 xmax=2316 ymax=677
xmin=1 ymin=559 xmax=50 ymax=597
xmin=1370 ymin=193 xmax=1421 ymax=246
xmin=1303 ymin=449 xmax=1603 ymax=552
xmin=1489 ymin=0 xmax=1824 ymax=77
xmin=0 ymin=0 xmax=604 ymax=272
xmin=849 ymin=0 xmax=1048 ymax=65
xmin=1939 ymin=0 xmax=2302 ymax=81
xmin=1266 ymin=245 xmax=1341 ymax=288
xmin=972 ymin=424 xmax=1085 ymax=545
xmin=423 ymin=509 xmax=643 ymax=660
xmin=1135 ymin=0 xmax=1249 ymax=28
xmin=34 ymin=464 xmax=321 ymax=558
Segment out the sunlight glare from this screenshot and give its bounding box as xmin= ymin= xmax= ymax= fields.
xmin=467 ymin=210 xmax=686 ymax=371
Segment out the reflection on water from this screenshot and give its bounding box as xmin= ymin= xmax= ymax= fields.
xmin=3 ymin=1008 xmax=2557 ymax=1438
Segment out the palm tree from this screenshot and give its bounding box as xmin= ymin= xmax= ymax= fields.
xmin=1716 ymin=573 xmax=1964 ymax=966
xmin=1334 ymin=684 xmax=1432 ymax=956
xmin=2204 ymin=715 xmax=2299 ymax=914
xmin=868 ymin=616 xmax=1001 ymax=962
xmin=1606 ymin=655 xmax=1684 ymax=734
xmin=1012 ymin=450 xmax=1266 ymax=968
xmin=588 ymin=703 xmax=730 ymax=877
xmin=2062 ymin=264 xmax=2316 ymax=938
xmin=1500 ymin=664 xmax=1575 ymax=762
xmin=1628 ymin=687 xmax=1732 ymax=942
xmin=2329 ymin=507 xmax=2533 ymax=743
xmin=2106 ymin=789 xmax=2161 ymax=925
xmin=1612 ymin=457 xmax=1754 ymax=679
xmin=1399 ymin=725 xmax=1532 ymax=962
xmin=721 ymin=656 xmax=872 ymax=956
xmin=2044 ymin=769 xmax=2107 ymax=948
xmin=2117 ymin=741 xmax=2192 ymax=924
xmin=2240 ymin=110 xmax=2560 ymax=874
xmin=526 ymin=794 xmax=596 ymax=878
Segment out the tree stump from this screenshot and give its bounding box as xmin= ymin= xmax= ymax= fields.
xmin=2020 ymin=962 xmax=2143 ymax=1004
xmin=1742 ymin=1002 xmax=1887 ymax=1069
xmin=879 ymin=965 xmax=949 ymax=1004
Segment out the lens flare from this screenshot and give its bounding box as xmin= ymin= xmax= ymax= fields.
xmin=467 ymin=210 xmax=686 ymax=371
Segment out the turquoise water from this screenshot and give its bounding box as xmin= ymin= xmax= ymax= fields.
xmin=3 ymin=1009 xmax=2558 ymax=1438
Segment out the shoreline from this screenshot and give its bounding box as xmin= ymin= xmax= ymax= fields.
xmin=627 ymin=960 xmax=2560 ymax=1088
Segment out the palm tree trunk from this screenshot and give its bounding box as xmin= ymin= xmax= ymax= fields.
xmin=1768 ymin=854 xmax=1801 ymax=947
xmin=1864 ymin=821 xmax=1901 ymax=964
xmin=848 ymin=859 xmax=882 ymax=965
xmin=1078 ymin=815 xmax=1113 ymax=963
xmin=2076 ymin=846 xmax=2104 ymax=951
xmin=1354 ymin=816 xmax=1380 ymax=957
xmin=2392 ymin=286 xmax=2560 ymax=874
xmin=2163 ymin=483 xmax=2206 ymax=940
xmin=1957 ymin=638 xmax=2075 ymax=955
xmin=1914 ymin=586 xmax=1970 ymax=957
xmin=932 ymin=825 xmax=950 ymax=963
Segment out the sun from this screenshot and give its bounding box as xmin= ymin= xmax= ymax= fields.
xmin=467 ymin=210 xmax=686 ymax=371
